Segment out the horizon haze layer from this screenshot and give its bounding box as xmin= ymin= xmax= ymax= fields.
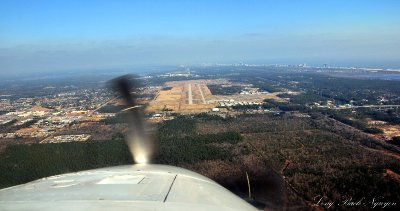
xmin=1 ymin=0 xmax=400 ymax=74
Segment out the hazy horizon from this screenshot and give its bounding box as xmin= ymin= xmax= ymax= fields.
xmin=1 ymin=0 xmax=400 ymax=74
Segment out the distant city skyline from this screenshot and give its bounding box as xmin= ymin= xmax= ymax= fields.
xmin=1 ymin=0 xmax=400 ymax=73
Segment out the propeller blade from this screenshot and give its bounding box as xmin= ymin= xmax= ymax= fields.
xmin=110 ymin=75 xmax=153 ymax=164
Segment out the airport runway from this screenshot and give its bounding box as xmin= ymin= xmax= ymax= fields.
xmin=196 ymin=83 xmax=206 ymax=104
xmin=188 ymin=84 xmax=193 ymax=104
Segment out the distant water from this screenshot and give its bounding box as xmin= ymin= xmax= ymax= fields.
xmin=352 ymin=74 xmax=400 ymax=80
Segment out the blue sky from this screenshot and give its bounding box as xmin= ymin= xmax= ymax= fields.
xmin=1 ymin=0 xmax=400 ymax=73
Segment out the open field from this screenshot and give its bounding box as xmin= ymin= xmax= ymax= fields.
xmin=379 ymin=124 xmax=400 ymax=139
xmin=209 ymin=92 xmax=289 ymax=103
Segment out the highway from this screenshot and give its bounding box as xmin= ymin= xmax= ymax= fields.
xmin=91 ymin=96 xmax=118 ymax=113
xmin=332 ymin=104 xmax=400 ymax=109
xmin=350 ymin=105 xmax=400 ymax=108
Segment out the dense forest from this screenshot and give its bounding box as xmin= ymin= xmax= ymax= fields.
xmin=2 ymin=114 xmax=399 ymax=210
xmin=208 ymin=84 xmax=243 ymax=95
xmin=0 ymin=140 xmax=133 ymax=188
xmin=0 ymin=116 xmax=242 ymax=188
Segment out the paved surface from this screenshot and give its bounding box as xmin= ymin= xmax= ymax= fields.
xmin=196 ymin=83 xmax=206 ymax=104
xmin=188 ymin=84 xmax=193 ymax=104
xmin=332 ymin=105 xmax=400 ymax=109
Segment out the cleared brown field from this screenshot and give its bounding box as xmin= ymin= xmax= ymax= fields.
xmin=209 ymin=92 xmax=287 ymax=103
xmin=385 ymin=169 xmax=400 ymax=183
xmin=381 ymin=124 xmax=400 ymax=138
